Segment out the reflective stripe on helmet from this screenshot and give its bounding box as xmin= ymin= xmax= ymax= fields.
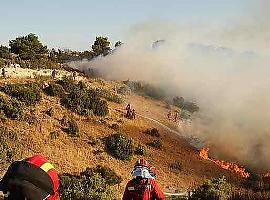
xmin=40 ymin=163 xmax=54 ymax=173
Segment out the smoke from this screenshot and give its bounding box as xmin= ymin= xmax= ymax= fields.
xmin=70 ymin=1 xmax=270 ymax=171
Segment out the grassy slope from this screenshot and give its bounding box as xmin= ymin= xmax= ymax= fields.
xmin=0 ymin=75 xmax=244 ymax=199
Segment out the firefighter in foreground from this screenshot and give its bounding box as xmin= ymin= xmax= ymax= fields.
xmin=0 ymin=154 xmax=59 ymax=200
xmin=122 ymin=159 xmax=164 ymax=200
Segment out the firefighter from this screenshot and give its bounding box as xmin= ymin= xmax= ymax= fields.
xmin=131 ymin=109 xmax=136 ymax=119
xmin=2 ymin=67 xmax=7 ymax=79
xmin=174 ymin=111 xmax=179 ymax=122
xmin=167 ymin=111 xmax=172 ymax=121
xmin=126 ymin=104 xmax=131 ymax=118
xmin=0 ymin=154 xmax=59 ymax=200
xmin=51 ymin=69 xmax=57 ymax=79
xmin=122 ymin=159 xmax=164 ymax=200
xmin=72 ymin=71 xmax=76 ymax=80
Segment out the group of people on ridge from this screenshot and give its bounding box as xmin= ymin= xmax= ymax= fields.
xmin=126 ymin=103 xmax=136 ymax=119
xmin=0 ymin=155 xmax=163 ymax=200
xmin=167 ymin=110 xmax=180 ymax=122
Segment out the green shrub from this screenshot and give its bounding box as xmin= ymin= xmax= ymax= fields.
xmin=134 ymin=144 xmax=147 ymax=156
xmin=180 ymin=110 xmax=191 ymax=120
xmin=2 ymin=83 xmax=42 ymax=106
xmin=0 ymin=96 xmax=24 ymax=120
xmin=56 ymin=76 xmax=77 ymax=92
xmin=173 ymin=96 xmax=199 ymax=113
xmin=183 ymin=102 xmax=199 ymax=113
xmin=105 ymin=133 xmax=134 ymax=160
xmin=96 ymin=88 xmax=124 ymax=104
xmin=142 ymin=84 xmax=166 ymax=100
xmin=169 ymin=161 xmax=182 ymax=174
xmin=145 ymin=128 xmax=160 ymax=137
xmin=81 ymin=165 xmax=122 ymax=185
xmin=189 ymin=176 xmax=232 ymax=200
xmin=60 ymin=116 xmax=79 ymax=137
xmin=59 ymin=172 xmax=114 ymax=200
xmin=123 ymin=80 xmax=143 ymax=92
xmin=124 ymin=80 xmax=166 ymax=100
xmin=117 ymin=85 xmax=131 ymax=95
xmin=50 ymin=131 xmax=60 ymax=140
xmin=56 ymin=78 xmax=109 ymax=116
xmin=0 ymin=126 xmax=20 ymax=166
xmin=147 ymin=140 xmax=163 ymax=149
xmin=91 ymin=99 xmax=109 ymax=116
xmin=110 ymin=123 xmax=120 ymax=130
xmin=60 ymin=85 xmax=109 ymax=117
xmin=43 ymin=83 xmax=65 ymax=97
xmin=173 ymin=96 xmax=185 ymax=108
xmin=23 ymin=113 xmax=37 ymax=125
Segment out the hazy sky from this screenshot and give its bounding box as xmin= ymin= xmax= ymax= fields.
xmin=1 ymin=0 xmax=248 ymax=50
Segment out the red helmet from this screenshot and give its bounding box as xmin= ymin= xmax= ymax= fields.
xmin=135 ymin=159 xmax=149 ymax=168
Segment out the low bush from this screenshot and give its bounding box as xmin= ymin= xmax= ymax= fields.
xmin=23 ymin=113 xmax=37 ymax=125
xmin=109 ymin=123 xmax=120 ymax=130
xmin=81 ymin=165 xmax=122 ymax=185
xmin=180 ymin=110 xmax=191 ymax=120
xmin=183 ymin=102 xmax=199 ymax=113
xmin=60 ymin=84 xmax=109 ymax=117
xmin=60 ymin=116 xmax=79 ymax=137
xmin=169 ymin=161 xmax=182 ymax=174
xmin=173 ymin=96 xmax=185 ymax=108
xmin=2 ymin=83 xmax=42 ymax=106
xmin=59 ymin=171 xmax=114 ymax=200
xmin=142 ymin=84 xmax=166 ymax=100
xmin=0 ymin=96 xmax=24 ymax=120
xmin=145 ymin=128 xmax=160 ymax=137
xmin=124 ymin=80 xmax=166 ymax=100
xmin=147 ymin=140 xmax=163 ymax=149
xmin=117 ymin=85 xmax=131 ymax=95
xmin=189 ymin=176 xmax=232 ymax=200
xmin=56 ymin=76 xmax=77 ymax=92
xmin=173 ymin=96 xmax=199 ymax=113
xmin=43 ymin=83 xmax=65 ymax=97
xmin=0 ymin=126 xmax=20 ymax=166
xmin=134 ymin=144 xmax=147 ymax=156
xmin=123 ymin=80 xmax=143 ymax=92
xmin=96 ymin=88 xmax=124 ymax=104
xmin=105 ymin=133 xmax=134 ymax=160
xmin=50 ymin=131 xmax=60 ymax=140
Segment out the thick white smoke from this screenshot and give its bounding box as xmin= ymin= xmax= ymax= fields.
xmin=71 ymin=0 xmax=270 ymax=171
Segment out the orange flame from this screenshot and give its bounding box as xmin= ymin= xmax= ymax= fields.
xmin=199 ymin=148 xmax=250 ymax=178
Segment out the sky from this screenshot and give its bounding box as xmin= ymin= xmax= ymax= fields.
xmin=0 ymin=0 xmax=249 ymax=50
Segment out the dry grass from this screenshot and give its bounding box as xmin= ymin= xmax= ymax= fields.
xmin=0 ymin=74 xmax=245 ymax=199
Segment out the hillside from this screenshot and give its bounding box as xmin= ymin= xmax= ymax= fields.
xmin=0 ymin=68 xmax=245 ymax=199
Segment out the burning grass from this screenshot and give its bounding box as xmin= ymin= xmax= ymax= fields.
xmin=199 ymin=148 xmax=250 ymax=178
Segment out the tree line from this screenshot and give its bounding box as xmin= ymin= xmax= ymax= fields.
xmin=0 ymin=33 xmax=122 ymax=68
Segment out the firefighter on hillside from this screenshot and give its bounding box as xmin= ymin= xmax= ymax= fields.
xmin=131 ymin=109 xmax=136 ymax=119
xmin=126 ymin=104 xmax=131 ymax=118
xmin=122 ymin=159 xmax=164 ymax=200
xmin=51 ymin=69 xmax=57 ymax=79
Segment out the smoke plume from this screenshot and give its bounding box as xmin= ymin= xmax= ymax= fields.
xmin=71 ymin=1 xmax=270 ymax=171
